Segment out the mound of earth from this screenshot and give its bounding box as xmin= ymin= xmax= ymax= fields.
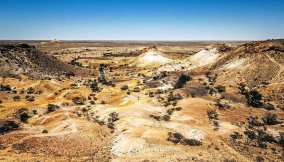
xmin=158 ymin=47 xmax=222 ymax=72
xmin=210 ymin=40 xmax=284 ymax=87
xmin=131 ymin=49 xmax=172 ymax=67
xmin=187 ymin=48 xmax=220 ymax=67
xmin=0 ymin=44 xmax=75 ymax=78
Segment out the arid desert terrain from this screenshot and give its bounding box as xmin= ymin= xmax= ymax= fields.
xmin=0 ymin=40 xmax=284 ymax=162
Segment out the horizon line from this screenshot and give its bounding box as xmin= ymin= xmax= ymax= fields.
xmin=1 ymin=39 xmax=282 ymax=42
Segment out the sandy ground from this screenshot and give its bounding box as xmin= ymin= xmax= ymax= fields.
xmin=0 ymin=41 xmax=283 ymax=161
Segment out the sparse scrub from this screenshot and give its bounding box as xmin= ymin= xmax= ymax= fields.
xmin=247 ymin=116 xmax=263 ymax=128
xmin=167 ymin=92 xmax=183 ymax=106
xmin=109 ymin=112 xmax=119 ymax=122
xmin=215 ymin=99 xmax=230 ymax=110
xmin=152 ymin=71 xmax=167 ymax=80
xmin=245 ymin=89 xmax=263 ymax=107
xmin=106 ymin=112 xmax=119 ymax=130
xmin=120 ymin=85 xmax=128 ymax=91
xmin=32 ymin=109 xmax=37 ymax=115
xmin=42 ymin=129 xmax=48 ymax=133
xmin=261 ymin=113 xmax=279 ymax=125
xmin=72 ymin=97 xmax=85 ymax=105
xmin=256 ymin=129 xmax=275 ymax=148
xmin=167 ymin=132 xmax=202 ymax=146
xmin=213 ymin=120 xmax=220 ymax=131
xmin=133 ymin=86 xmax=141 ymax=92
xmin=207 ymin=110 xmax=218 ymax=120
xmin=166 ymin=107 xmax=182 ymax=115
xmin=0 ymin=84 xmax=11 ymax=91
xmin=162 ymin=115 xmax=171 ymax=121
xmin=148 ymin=91 xmax=154 ymax=97
xmin=26 ymin=87 xmax=35 ymax=94
xmin=244 ymin=127 xmax=277 ymax=148
xmin=206 ymin=73 xmax=217 ymax=84
xmin=207 ymin=109 xmax=220 ymax=130
xmin=167 ymin=132 xmax=183 ymax=144
xmin=262 ymin=103 xmax=275 ymax=110
xmin=0 ymin=120 xmax=19 ymax=134
xmin=180 ymin=138 xmax=202 ymax=146
xmin=11 ymin=90 xmax=17 ymax=94
xmin=89 ymin=100 xmax=95 ymax=105
xmin=230 ymin=132 xmax=242 ymax=142
xmin=15 ymin=108 xmax=30 ymax=123
xmin=223 ymin=159 xmax=237 ymax=162
xmin=149 ymin=114 xmax=161 ymax=121
xmin=278 ymin=133 xmax=284 ymax=147
xmin=244 ymin=129 xmax=256 ymax=140
xmin=90 ymin=80 xmax=99 ymax=92
xmin=255 ymin=156 xmax=264 ymax=162
xmin=13 ymin=95 xmax=21 ymax=101
xmin=47 ymin=104 xmax=60 ymax=113
xmin=150 ymin=114 xmax=171 ymax=121
xmin=215 ymin=85 xmax=226 ymax=93
xmin=26 ymin=95 xmax=35 ymax=102
xmin=174 ymin=74 xmax=191 ymax=89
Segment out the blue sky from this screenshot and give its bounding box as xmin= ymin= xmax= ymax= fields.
xmin=0 ymin=0 xmax=283 ymax=40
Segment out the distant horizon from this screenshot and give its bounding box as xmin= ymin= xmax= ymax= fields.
xmin=0 ymin=0 xmax=283 ymax=40
xmin=0 ymin=38 xmax=282 ymax=42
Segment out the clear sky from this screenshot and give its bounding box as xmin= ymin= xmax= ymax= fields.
xmin=0 ymin=0 xmax=283 ymax=40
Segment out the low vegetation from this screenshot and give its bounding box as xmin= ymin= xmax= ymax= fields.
xmin=167 ymin=132 xmax=202 ymax=146
xmin=174 ymin=74 xmax=191 ymax=89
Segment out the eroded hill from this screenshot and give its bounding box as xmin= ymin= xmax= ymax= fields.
xmin=0 ymin=40 xmax=283 ymax=162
